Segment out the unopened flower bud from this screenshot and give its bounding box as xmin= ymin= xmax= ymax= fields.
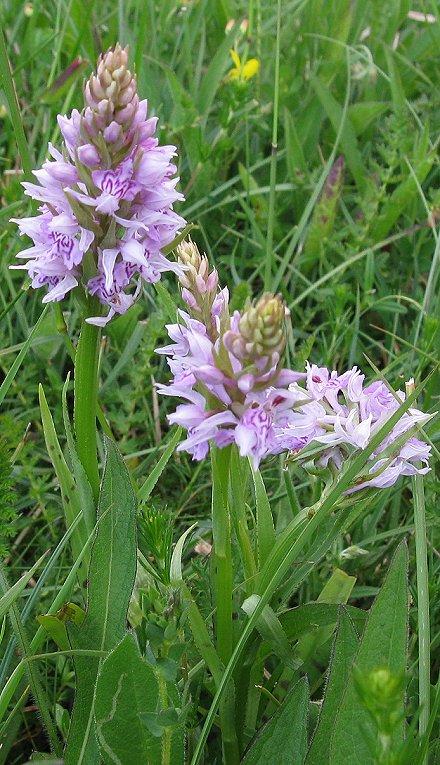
xmin=237 ymin=293 xmax=286 ymax=359
xmin=82 ymin=43 xmax=141 ymax=164
xmin=354 ymin=665 xmax=405 ymax=738
xmin=177 ymin=239 xmax=222 ymax=329
xmin=77 ymin=144 xmax=100 ymax=167
xmin=177 ymin=238 xmax=203 ymax=272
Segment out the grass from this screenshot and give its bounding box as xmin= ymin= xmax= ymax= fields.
xmin=0 ymin=0 xmax=439 ymax=762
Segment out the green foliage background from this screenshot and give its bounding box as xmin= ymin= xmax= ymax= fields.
xmin=0 ymin=0 xmax=439 ymax=762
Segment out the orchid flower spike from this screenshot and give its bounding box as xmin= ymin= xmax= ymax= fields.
xmin=11 ymin=44 xmax=186 ymax=326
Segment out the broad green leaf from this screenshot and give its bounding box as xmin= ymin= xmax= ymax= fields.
xmin=385 ymin=48 xmax=406 ymax=115
xmin=0 ymin=552 xmax=47 ymax=620
xmin=95 ymin=633 xmax=161 ymax=764
xmin=305 ymin=608 xmax=360 ymax=765
xmin=280 ymin=603 xmax=367 ymax=641
xmin=64 ymin=439 xmax=137 ymax=765
xmin=329 ymin=542 xmax=409 ymax=765
xmin=95 ymin=633 xmax=184 ymax=765
xmin=251 ymin=465 xmax=275 ymax=571
xmin=317 ymin=568 xmax=357 ymax=604
xmin=153 ymin=282 xmax=178 ymax=324
xmin=242 ymin=677 xmax=309 ymax=764
xmin=348 ymin=102 xmax=388 ymax=136
xmin=298 ymin=568 xmax=357 ymax=662
xmin=284 ymin=106 xmax=307 ymax=175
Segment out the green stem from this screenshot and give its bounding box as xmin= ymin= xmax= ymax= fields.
xmin=74 ymin=310 xmax=101 ymax=504
xmin=158 ymin=670 xmax=171 ymax=765
xmin=264 ymin=0 xmax=281 ymax=291
xmin=229 ymin=447 xmax=257 ymax=596
xmin=412 ymin=470 xmax=430 ymax=758
xmin=53 ymin=303 xmax=113 ymax=439
xmin=211 ymin=447 xmax=240 ymax=765
xmin=211 ymin=447 xmax=233 ymax=666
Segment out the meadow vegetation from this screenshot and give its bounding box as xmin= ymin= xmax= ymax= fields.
xmin=0 ymin=1 xmax=439 ymax=763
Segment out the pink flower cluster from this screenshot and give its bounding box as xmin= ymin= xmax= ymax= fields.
xmin=278 ymin=364 xmax=432 ymax=491
xmin=156 ymin=290 xmax=304 ymax=468
xmin=157 ymin=294 xmax=432 ymax=490
xmin=11 ymin=52 xmax=185 ymax=326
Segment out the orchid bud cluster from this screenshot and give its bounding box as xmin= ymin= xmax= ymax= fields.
xmin=11 ymin=44 xmax=186 ymax=325
xmin=157 ymin=242 xmax=432 ymax=488
xmin=156 ymin=240 xmax=303 ymax=467
xmin=176 ymin=239 xmax=223 ymax=338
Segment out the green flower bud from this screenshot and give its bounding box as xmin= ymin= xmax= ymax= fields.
xmin=235 ymin=293 xmax=287 ymax=360
xmin=354 ymin=665 xmax=405 ymax=736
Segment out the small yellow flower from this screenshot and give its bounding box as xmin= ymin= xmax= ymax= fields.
xmin=227 ymin=49 xmax=260 ymax=82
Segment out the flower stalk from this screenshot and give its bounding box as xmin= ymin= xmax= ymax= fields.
xmin=412 ymin=459 xmax=431 ymax=760
xmin=211 ymin=445 xmax=240 ymax=765
xmin=406 ymin=379 xmax=430 ymax=758
xmin=74 ymin=303 xmax=101 ymax=504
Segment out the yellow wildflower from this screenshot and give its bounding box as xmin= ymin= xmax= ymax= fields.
xmin=227 ymin=49 xmax=260 ymax=82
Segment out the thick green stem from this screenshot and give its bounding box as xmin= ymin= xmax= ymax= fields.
xmin=264 ymin=0 xmax=281 ymax=291
xmin=53 ymin=304 xmax=113 ymax=439
xmin=158 ymin=670 xmax=171 ymax=765
xmin=407 ymin=380 xmax=431 ymax=756
xmin=413 ymin=471 xmax=430 ymax=758
xmin=211 ymin=447 xmax=233 ymax=666
xmin=74 ymin=311 xmax=101 ymax=505
xmin=211 ymin=447 xmax=240 ymax=765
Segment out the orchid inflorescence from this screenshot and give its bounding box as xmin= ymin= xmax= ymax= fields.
xmin=11 ymin=44 xmax=186 ymax=326
xmin=156 ymin=238 xmax=305 ymax=467
xmin=11 ymin=46 xmax=433 ymax=493
xmin=157 ymin=240 xmax=432 ymax=491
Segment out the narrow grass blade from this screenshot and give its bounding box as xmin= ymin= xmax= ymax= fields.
xmin=0 ymin=306 xmax=49 ymax=407
xmin=0 ymin=24 xmax=32 ymax=178
xmin=0 ymin=552 xmax=48 ymax=620
xmin=137 ymin=426 xmax=182 ymax=504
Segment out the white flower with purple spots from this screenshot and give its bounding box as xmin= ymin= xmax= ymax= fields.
xmin=282 ymin=365 xmax=433 ymax=491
